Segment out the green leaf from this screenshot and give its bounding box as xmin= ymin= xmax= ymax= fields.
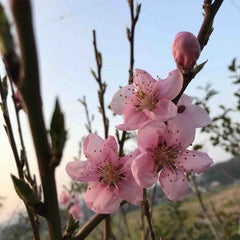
xmin=0 ymin=4 xmax=15 ymax=55
xmin=11 ymin=174 xmax=39 ymax=205
xmin=193 ymin=60 xmax=208 ymax=76
xmin=193 ymin=144 xmax=203 ymax=151
xmin=49 ymin=98 xmax=67 ymax=166
xmin=64 ymin=214 xmax=80 ymax=237
xmin=228 ymin=58 xmax=236 ymax=72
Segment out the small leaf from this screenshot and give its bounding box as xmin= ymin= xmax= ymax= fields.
xmin=228 ymin=58 xmax=236 ymax=72
xmin=136 ymin=3 xmax=142 ymax=17
xmin=49 ymin=98 xmax=67 ymax=166
xmin=193 ymin=144 xmax=202 ymax=151
xmin=0 ymin=5 xmax=15 ymax=55
xmin=90 ymin=68 xmax=97 ymax=80
xmin=193 ymin=60 xmax=208 ymax=76
xmin=64 ymin=214 xmax=80 ymax=238
xmin=11 ymin=174 xmax=39 ymax=205
xmin=126 ymin=27 xmax=131 ymax=41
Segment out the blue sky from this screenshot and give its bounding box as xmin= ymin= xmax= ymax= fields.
xmin=0 ymin=0 xmax=240 ymax=221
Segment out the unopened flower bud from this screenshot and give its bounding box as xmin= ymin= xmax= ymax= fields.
xmin=172 ymin=31 xmax=201 ymax=72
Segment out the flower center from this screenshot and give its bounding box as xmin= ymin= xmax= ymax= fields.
xmin=136 ymin=90 xmax=158 ymax=111
xmin=153 ymin=142 xmax=180 ymax=172
xmin=97 ymin=162 xmax=125 ymax=187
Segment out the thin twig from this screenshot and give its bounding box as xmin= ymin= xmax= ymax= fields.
xmin=142 ymin=190 xmax=155 ymax=240
xmin=118 ymin=0 xmax=141 ymax=157
xmin=92 ymin=30 xmax=109 ymax=139
xmin=145 ymin=184 xmax=157 ymax=239
xmin=191 ymin=174 xmax=221 ymax=240
xmin=0 ymin=79 xmax=23 ymax=177
xmin=0 ymin=78 xmax=40 ymax=240
xmin=197 ymin=0 xmax=224 ymax=50
xmin=9 ymin=0 xmax=62 ymax=238
xmin=79 ymin=95 xmax=94 ymax=134
xmin=91 ymin=29 xmax=112 ymax=239
xmin=71 ymin=213 xmax=109 ymax=240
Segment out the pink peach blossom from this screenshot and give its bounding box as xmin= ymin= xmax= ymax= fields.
xmin=66 ymin=134 xmax=143 ymax=214
xmin=59 ymin=191 xmax=71 ymax=206
xmin=174 ymin=94 xmax=211 ymax=128
xmin=69 ymin=203 xmax=84 ymax=221
xmin=131 ymin=120 xmax=213 ymax=201
xmin=110 ymin=69 xmax=183 ymax=130
xmin=172 ymin=31 xmax=201 ymax=70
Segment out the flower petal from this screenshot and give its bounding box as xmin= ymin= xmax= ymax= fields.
xmin=158 ymin=69 xmax=183 ymax=99
xmin=185 ymin=104 xmax=211 ymax=128
xmin=83 ymin=134 xmax=104 ymax=162
xmin=159 ymin=168 xmax=188 ymax=201
xmin=85 ymin=182 xmax=121 ymax=214
xmin=119 ymin=149 xmax=141 ymax=169
xmin=177 ymin=150 xmax=213 ymax=174
xmin=178 ymin=94 xmax=193 ymax=105
xmin=177 ymin=94 xmax=211 ymax=128
xmin=118 ymin=174 xmax=143 ymax=205
xmin=131 ymin=153 xmax=157 ymax=188
xmin=167 ymin=116 xmax=195 ymax=148
xmin=66 ymin=160 xmax=98 ymax=182
xmin=150 ymin=99 xmax=177 ymax=121
xmin=110 ymin=85 xmax=135 ymax=114
xmin=117 ymin=105 xmax=149 ymax=130
xmin=134 ymin=69 xmax=157 ymax=92
xmin=137 ymin=120 xmax=166 ymax=152
xmin=101 ymin=136 xmax=119 ymax=165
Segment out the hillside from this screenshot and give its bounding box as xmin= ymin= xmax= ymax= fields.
xmin=199 ymin=156 xmax=240 ymax=187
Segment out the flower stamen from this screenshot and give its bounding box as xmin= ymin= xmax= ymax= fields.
xmin=97 ymin=162 xmax=125 ymax=187
xmin=153 ymin=142 xmax=180 ymax=172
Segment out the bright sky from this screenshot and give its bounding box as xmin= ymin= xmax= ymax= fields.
xmin=0 ymin=0 xmax=240 ymax=222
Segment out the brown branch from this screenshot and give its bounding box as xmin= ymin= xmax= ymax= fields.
xmin=191 ymin=174 xmax=221 ymax=240
xmin=9 ymin=0 xmax=62 ymax=239
xmin=119 ymin=0 xmax=141 ymax=157
xmin=70 ymin=213 xmax=109 ymax=240
xmin=79 ymin=95 xmax=94 ymax=134
xmin=127 ymin=0 xmax=141 ymax=84
xmin=197 ymin=0 xmax=224 ymax=50
xmin=0 ymin=78 xmax=41 ymax=240
xmin=92 ymin=30 xmax=109 ymax=139
xmin=142 ymin=190 xmax=155 ymax=240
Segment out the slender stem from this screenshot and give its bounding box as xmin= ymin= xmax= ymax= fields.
xmin=145 ymin=184 xmax=157 ymax=239
xmin=9 ymin=1 xmax=62 ymax=239
xmin=0 ymin=80 xmax=23 ymax=178
xmin=72 ymin=201 xmax=127 ymax=239
xmin=0 ymin=79 xmax=40 ymax=240
xmin=92 ymin=29 xmax=111 ymax=239
xmin=71 ymin=213 xmax=109 ymax=240
xmin=119 ymin=0 xmax=141 ymax=156
xmin=104 ymin=215 xmax=113 ymax=240
xmin=142 ymin=190 xmax=155 ymax=240
xmin=92 ymin=30 xmax=109 ymax=139
xmin=79 ymin=96 xmax=93 ymax=133
xmin=191 ymin=175 xmax=221 ymax=240
xmin=9 ymin=80 xmax=36 ymax=187
xmin=127 ymin=0 xmax=141 ymax=84
xmin=197 ymin=0 xmax=224 ymax=50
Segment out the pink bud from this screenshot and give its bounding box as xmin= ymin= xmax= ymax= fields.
xmin=59 ymin=191 xmax=71 ymax=205
xmin=69 ymin=203 xmax=84 ymax=221
xmin=172 ymin=31 xmax=201 ymax=70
